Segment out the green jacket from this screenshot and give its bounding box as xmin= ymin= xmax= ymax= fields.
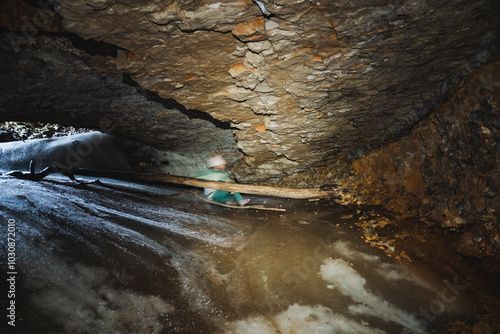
xmin=196 ymin=169 xmax=231 ymax=199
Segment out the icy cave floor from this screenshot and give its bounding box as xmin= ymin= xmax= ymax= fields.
xmin=2 ymin=173 xmax=499 ymax=334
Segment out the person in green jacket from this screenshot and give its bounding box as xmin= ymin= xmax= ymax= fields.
xmin=197 ymin=155 xmax=250 ymax=206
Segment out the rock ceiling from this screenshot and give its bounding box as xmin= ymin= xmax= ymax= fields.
xmin=1 ymin=0 xmax=500 ymax=182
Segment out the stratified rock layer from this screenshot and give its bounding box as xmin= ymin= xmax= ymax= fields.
xmin=50 ymin=0 xmax=500 ymax=181
xmin=344 ymin=61 xmax=500 ymax=226
xmin=0 ymin=32 xmax=237 ymax=165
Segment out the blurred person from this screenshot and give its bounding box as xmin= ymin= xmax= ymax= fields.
xmin=196 ymin=155 xmax=250 ymax=206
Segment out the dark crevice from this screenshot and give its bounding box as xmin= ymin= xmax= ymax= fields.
xmin=0 ymin=27 xmax=121 ymax=58
xmin=45 ymin=31 xmax=120 ymax=57
xmin=20 ymin=0 xmax=56 ymax=10
xmin=122 ymin=73 xmax=232 ymax=130
xmin=67 ymin=33 xmax=119 ymax=57
xmin=3 ymin=0 xmax=121 ymax=57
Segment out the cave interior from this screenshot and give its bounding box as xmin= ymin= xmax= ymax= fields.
xmin=1 ymin=0 xmax=500 ymax=332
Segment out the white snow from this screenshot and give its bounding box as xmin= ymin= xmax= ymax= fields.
xmin=224 ymin=304 xmax=385 ymax=334
xmin=332 ymin=241 xmax=434 ymax=290
xmin=26 ymin=248 xmax=174 ymax=334
xmin=320 ymin=258 xmax=427 ymax=333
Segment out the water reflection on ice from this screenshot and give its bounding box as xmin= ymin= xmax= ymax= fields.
xmin=320 ymin=258 xmax=425 ymax=333
xmin=0 ymin=175 xmax=467 ymax=333
xmin=26 ymin=248 xmax=174 ymax=334
xmin=224 ymin=304 xmax=385 ymax=334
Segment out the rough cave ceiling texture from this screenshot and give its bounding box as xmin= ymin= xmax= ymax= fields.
xmin=1 ymin=0 xmax=500 ymax=183
xmin=0 ymin=33 xmax=236 ymax=157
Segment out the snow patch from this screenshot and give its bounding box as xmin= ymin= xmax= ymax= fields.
xmin=320 ymin=258 xmax=426 ymax=333
xmin=223 ymin=304 xmax=384 ymax=334
xmin=25 ymin=249 xmax=174 ymax=334
xmin=332 ymin=241 xmax=433 ymax=289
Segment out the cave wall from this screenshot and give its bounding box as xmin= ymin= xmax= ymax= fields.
xmin=0 ymin=0 xmax=238 ymax=168
xmin=346 ymin=61 xmax=500 ymax=259
xmin=279 ymin=61 xmax=500 ymax=259
xmin=2 ymin=0 xmax=499 ymax=182
xmin=53 ymin=0 xmax=500 ymax=182
xmin=1 ymin=1 xmax=500 ymax=193
xmin=342 ymin=60 xmax=500 ymax=223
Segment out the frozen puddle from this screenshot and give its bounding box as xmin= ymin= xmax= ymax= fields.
xmin=1 ymin=174 xmax=468 ymax=333
xmin=223 ymin=249 xmax=429 ymax=334
xmin=224 ymin=304 xmax=386 ymax=334
xmin=320 ymin=258 xmax=424 ymax=333
xmin=218 ymin=232 xmax=449 ymax=334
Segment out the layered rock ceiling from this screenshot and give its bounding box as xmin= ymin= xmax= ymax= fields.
xmin=1 ymin=0 xmax=500 ymax=234
xmin=2 ymin=0 xmax=499 ymax=181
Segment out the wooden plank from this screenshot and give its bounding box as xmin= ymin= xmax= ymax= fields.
xmin=73 ymin=169 xmax=336 ymax=199
xmin=4 ymin=164 xmax=337 ymax=200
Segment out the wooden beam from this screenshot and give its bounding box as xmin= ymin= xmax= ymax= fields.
xmin=4 ymin=164 xmax=338 ymax=200
xmin=72 ymin=169 xmax=336 ymax=199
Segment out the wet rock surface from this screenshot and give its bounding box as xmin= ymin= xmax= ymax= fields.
xmin=1 ymin=173 xmax=499 ymax=333
xmin=346 ymin=210 xmax=500 ymax=333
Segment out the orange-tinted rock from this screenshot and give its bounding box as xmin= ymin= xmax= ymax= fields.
xmin=232 ymin=17 xmax=266 ymax=42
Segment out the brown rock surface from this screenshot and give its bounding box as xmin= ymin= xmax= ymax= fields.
xmin=282 ymin=60 xmax=500 ymax=262
xmin=2 ymin=0 xmax=499 ymax=182
xmin=0 ymin=32 xmax=237 ymax=163
xmin=343 ymin=61 xmax=500 ymax=227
